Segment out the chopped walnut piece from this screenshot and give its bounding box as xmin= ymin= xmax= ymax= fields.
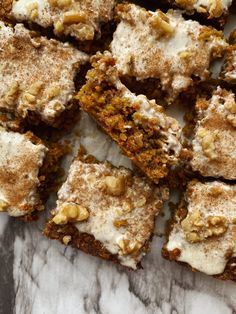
xmin=47 ymin=86 xmax=61 ymax=99
xmin=53 ymin=203 xmax=89 ymax=225
xmin=28 ymin=81 xmax=44 ymax=96
xmin=27 ymin=2 xmax=39 ymax=20
xmin=0 ymin=200 xmax=8 ymax=212
xmin=56 ymin=0 xmax=72 ymax=8
xmin=209 ymin=0 xmax=223 ymax=18
xmin=113 ymin=219 xmax=128 ymax=228
xmin=134 ymin=196 xmax=146 ymax=207
xmin=225 ymin=99 xmax=236 ymax=114
xmin=150 ymin=11 xmax=174 ymax=37
xmin=23 ymin=92 xmax=36 ymax=104
xmin=4 ymin=82 xmax=19 ymax=106
xmin=117 ymin=238 xmax=142 ymax=255
xmin=54 ymin=20 xmax=64 ymax=33
xmin=104 ymin=176 xmax=126 ymax=196
xmin=62 ymin=235 xmax=72 ymax=245
xmin=63 ymin=11 xmax=87 ymax=24
xmin=201 ymin=132 xmax=217 ymax=160
xmin=226 ymin=114 xmax=236 ymax=128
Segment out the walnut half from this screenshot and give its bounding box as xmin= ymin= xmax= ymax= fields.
xmin=117 ymin=238 xmax=142 ymax=255
xmin=53 ymin=202 xmax=89 ymax=225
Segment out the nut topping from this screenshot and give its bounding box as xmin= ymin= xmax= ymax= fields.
xmin=117 ymin=238 xmax=142 ymax=255
xmin=62 ymin=235 xmax=72 ymax=245
xmin=104 ymin=175 xmax=126 ymax=196
xmin=201 ymin=132 xmax=217 ymax=160
xmin=4 ymin=82 xmax=19 ymax=106
xmin=53 ymin=203 xmax=89 ymax=225
xmin=150 ymin=11 xmax=174 ymax=37
xmin=0 ymin=199 xmax=8 ymax=212
xmin=181 ymin=210 xmax=228 ymax=243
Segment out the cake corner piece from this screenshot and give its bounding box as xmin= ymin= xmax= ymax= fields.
xmin=162 ymin=180 xmax=236 ymax=281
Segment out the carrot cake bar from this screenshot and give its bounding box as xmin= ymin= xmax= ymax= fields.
xmin=162 ymin=180 xmax=236 ymax=281
xmin=8 ymin=0 xmax=115 ymax=41
xmin=0 ymin=127 xmax=48 ymax=218
xmin=191 ymin=87 xmax=236 ymax=180
xmin=0 ymin=21 xmax=88 ymax=125
xmin=167 ymin=0 xmax=232 ymax=20
xmin=78 ymin=52 xmax=182 ymax=183
xmin=44 ymin=155 xmax=168 ymax=269
xmin=111 ymin=4 xmax=228 ymax=102
xmin=221 ymin=29 xmax=236 ymax=84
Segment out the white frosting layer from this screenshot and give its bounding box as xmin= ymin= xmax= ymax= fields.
xmin=56 ymin=160 xmax=167 ymax=269
xmin=166 ymin=181 xmax=236 ymax=275
xmin=0 ymin=128 xmax=47 ymax=217
xmin=12 ymin=0 xmax=115 ymax=41
xmin=191 ymin=87 xmax=236 ymax=180
xmin=0 ymin=22 xmax=88 ymax=124
xmin=111 ymin=5 xmax=227 ymax=100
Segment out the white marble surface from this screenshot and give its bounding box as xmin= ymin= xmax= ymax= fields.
xmin=1 ymin=6 xmax=236 ymax=314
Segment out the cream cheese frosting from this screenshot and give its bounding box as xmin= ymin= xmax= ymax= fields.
xmin=0 ymin=22 xmax=88 ymax=124
xmin=0 ymin=128 xmax=48 ymax=217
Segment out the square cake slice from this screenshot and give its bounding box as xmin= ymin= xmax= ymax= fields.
xmin=162 ymin=180 xmax=236 ymax=281
xmin=167 ymin=0 xmax=232 ymax=20
xmin=78 ymin=52 xmax=182 ymax=183
xmin=111 ymin=4 xmax=227 ymax=102
xmin=0 ymin=21 xmax=88 ymax=125
xmin=8 ymin=0 xmax=115 ymax=41
xmin=221 ymin=29 xmax=236 ymax=84
xmin=0 ymin=127 xmax=48 ymax=218
xmin=191 ymin=87 xmax=236 ymax=180
xmin=44 ymin=155 xmax=168 ymax=269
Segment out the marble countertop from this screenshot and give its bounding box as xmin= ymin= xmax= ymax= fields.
xmin=1 ymin=113 xmax=236 ymax=314
xmin=1 ymin=214 xmax=236 ymax=314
